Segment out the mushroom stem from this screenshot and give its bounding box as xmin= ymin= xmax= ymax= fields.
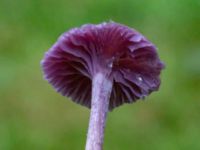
xmin=85 ymin=72 xmax=113 ymax=150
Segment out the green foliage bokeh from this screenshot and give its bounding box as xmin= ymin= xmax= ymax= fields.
xmin=0 ymin=0 xmax=200 ymax=149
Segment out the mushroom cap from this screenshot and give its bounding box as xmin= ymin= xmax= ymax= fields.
xmin=41 ymin=21 xmax=165 ymax=110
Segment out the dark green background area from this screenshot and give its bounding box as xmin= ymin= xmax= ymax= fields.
xmin=0 ymin=0 xmax=200 ymax=149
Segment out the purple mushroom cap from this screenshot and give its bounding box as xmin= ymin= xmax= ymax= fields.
xmin=41 ymin=21 xmax=165 ymax=110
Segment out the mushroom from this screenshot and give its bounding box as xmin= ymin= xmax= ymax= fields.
xmin=41 ymin=21 xmax=165 ymax=150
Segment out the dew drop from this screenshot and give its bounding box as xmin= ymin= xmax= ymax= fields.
xmin=108 ymin=62 xmax=113 ymax=68
xmin=138 ymin=76 xmax=143 ymax=82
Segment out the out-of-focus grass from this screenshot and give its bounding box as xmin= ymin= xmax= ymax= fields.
xmin=0 ymin=0 xmax=200 ymax=149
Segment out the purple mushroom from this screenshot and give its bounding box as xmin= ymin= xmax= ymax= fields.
xmin=41 ymin=21 xmax=164 ymax=150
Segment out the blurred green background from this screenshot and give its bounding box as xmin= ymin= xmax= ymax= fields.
xmin=0 ymin=0 xmax=200 ymax=149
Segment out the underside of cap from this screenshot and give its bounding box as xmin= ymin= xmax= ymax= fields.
xmin=41 ymin=21 xmax=165 ymax=110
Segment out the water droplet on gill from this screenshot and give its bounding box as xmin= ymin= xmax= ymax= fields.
xmin=108 ymin=62 xmax=113 ymax=68
xmin=137 ymin=76 xmax=143 ymax=82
